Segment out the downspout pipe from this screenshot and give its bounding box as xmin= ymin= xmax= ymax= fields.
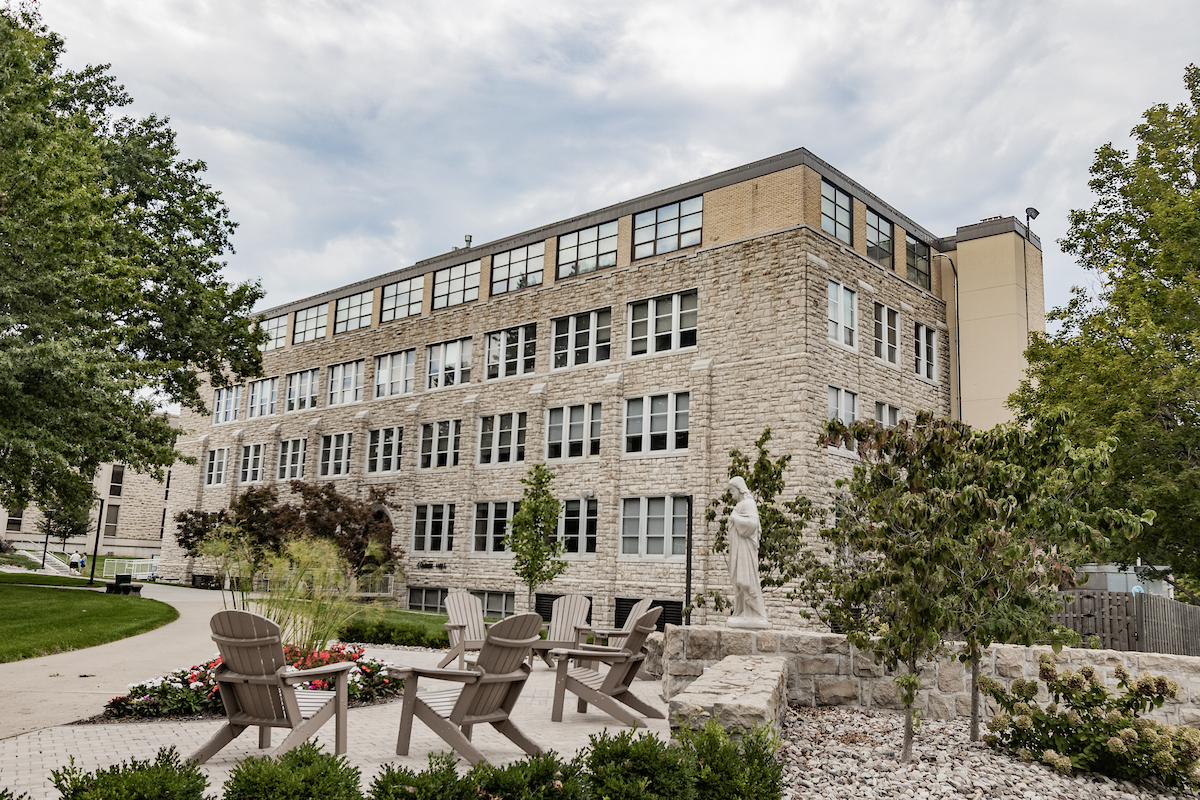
xmin=932 ymin=253 xmax=963 ymax=422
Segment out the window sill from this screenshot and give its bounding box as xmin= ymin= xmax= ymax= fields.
xmin=872 ymin=356 xmax=901 ymax=371
xmin=550 ymin=358 xmax=613 ymax=374
xmin=417 ymin=466 xmax=462 ymax=472
xmin=825 ymin=445 xmax=860 ymax=461
xmin=620 ymin=450 xmax=690 ymax=461
xmin=827 ymin=338 xmax=859 ymax=356
xmin=915 ymin=374 xmax=940 ymax=387
xmin=476 ymin=461 xmax=527 ymax=470
xmin=626 ymin=345 xmax=699 ymax=361
xmin=616 ymin=555 xmax=687 ymax=563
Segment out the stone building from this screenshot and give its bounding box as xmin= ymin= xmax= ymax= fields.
xmin=155 ymin=146 xmax=1044 ymax=628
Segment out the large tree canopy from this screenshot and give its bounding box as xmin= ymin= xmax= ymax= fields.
xmin=1011 ymin=64 xmax=1200 ymax=585
xmin=0 ymin=10 xmax=264 ymax=512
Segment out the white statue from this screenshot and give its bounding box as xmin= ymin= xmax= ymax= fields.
xmin=726 ymin=476 xmax=769 ymax=629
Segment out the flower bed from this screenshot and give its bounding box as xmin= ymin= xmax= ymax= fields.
xmin=104 ymin=643 xmax=400 ymax=719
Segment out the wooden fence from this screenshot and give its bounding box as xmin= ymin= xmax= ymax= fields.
xmin=1050 ymin=590 xmax=1200 ymax=656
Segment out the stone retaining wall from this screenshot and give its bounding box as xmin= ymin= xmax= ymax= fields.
xmin=662 ymin=625 xmax=1200 ymax=727
xmin=667 ymin=655 xmax=788 ymax=740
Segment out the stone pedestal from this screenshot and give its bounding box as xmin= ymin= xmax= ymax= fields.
xmin=668 ymin=655 xmax=788 ymax=740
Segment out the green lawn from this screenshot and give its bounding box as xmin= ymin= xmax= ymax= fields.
xmin=0 ymin=552 xmax=42 ymax=570
xmin=358 ymin=604 xmax=451 ymax=635
xmin=0 ymin=585 xmax=178 ymax=662
xmin=0 ymin=572 xmax=94 ymax=586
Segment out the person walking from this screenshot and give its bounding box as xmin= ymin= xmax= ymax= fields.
xmin=68 ymin=551 xmax=81 ymax=573
xmin=79 ymin=552 xmax=87 ymax=574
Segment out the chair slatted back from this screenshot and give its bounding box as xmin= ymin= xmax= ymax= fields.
xmin=210 ymin=610 xmax=291 ymax=725
xmin=445 ymin=591 xmax=487 ymax=643
xmin=601 ymin=606 xmax=661 ymax=693
xmin=453 ymin=613 xmax=542 ymax=721
xmin=620 ymin=598 xmax=653 ymax=635
xmin=546 ymin=594 xmax=590 ymax=643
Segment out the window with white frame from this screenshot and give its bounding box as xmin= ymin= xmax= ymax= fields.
xmin=875 ymin=402 xmax=900 ymax=428
xmin=413 ymin=503 xmax=454 ymax=552
xmin=420 ymin=420 xmax=461 ymax=468
xmin=479 ymin=412 xmax=526 ymax=465
xmin=552 ymin=308 xmax=611 ymax=368
xmin=547 ymin=403 xmax=601 ymax=459
xmin=558 ymin=221 xmax=618 ymax=278
xmin=474 ymin=501 xmax=517 ymax=553
xmin=906 ymin=235 xmax=931 ymax=290
xmin=240 ymin=444 xmax=264 ymax=483
xmin=5 ymin=507 xmax=23 ymax=532
xmin=366 ymin=426 xmax=402 ymax=473
xmin=629 ymin=290 xmax=697 ymax=356
xmin=625 ymin=392 xmax=689 ymax=454
xmin=427 ymin=337 xmax=472 ymax=389
xmin=559 ymin=498 xmax=598 ymax=555
xmin=213 ymin=386 xmax=241 ymax=423
xmin=490 ymin=242 xmax=544 ymax=295
xmin=292 ymin=303 xmax=328 ymax=344
xmin=621 ymin=496 xmax=688 ymax=557
xmin=248 ymin=378 xmax=278 ymax=418
xmin=205 ymin=448 xmax=227 ymax=485
xmin=409 ymin=586 xmax=447 ymax=612
xmin=278 ymin=438 xmax=306 ymax=480
xmin=375 ymin=350 xmax=416 ymax=398
xmin=319 ymin=433 xmax=352 ymax=477
xmin=827 ymin=280 xmax=856 ymax=348
xmin=866 ymin=209 xmax=894 ymax=269
xmin=103 ymin=505 xmax=120 ymax=537
xmin=915 ymin=323 xmax=937 ymax=380
xmin=485 ymin=324 xmax=537 ymax=379
xmin=380 ymin=275 xmax=424 ymax=322
xmin=286 ymin=369 xmax=319 ymax=411
xmin=471 ymin=590 xmax=515 ymax=618
xmin=821 ymin=180 xmax=852 ymax=243
xmin=828 ymin=386 xmax=857 ymax=451
xmin=328 ymin=360 xmax=364 ymax=405
xmin=262 ymin=315 xmax=287 ymax=351
xmin=634 ymin=196 xmax=702 ymax=259
xmin=873 ymin=303 xmax=898 ymax=364
xmin=432 ymin=260 xmax=480 ymax=309
xmin=334 ymin=291 xmax=372 ymax=334
xmin=109 ymin=465 xmax=124 ymax=497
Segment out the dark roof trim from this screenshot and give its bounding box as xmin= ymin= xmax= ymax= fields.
xmin=939 ymin=217 xmax=1043 ymax=252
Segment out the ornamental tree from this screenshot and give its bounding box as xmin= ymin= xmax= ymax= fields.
xmin=508 ymin=463 xmax=567 ymax=608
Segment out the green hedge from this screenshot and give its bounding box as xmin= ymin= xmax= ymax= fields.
xmin=338 ymin=617 xmax=449 ymax=649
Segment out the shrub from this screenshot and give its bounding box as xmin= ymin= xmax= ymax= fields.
xmin=674 ymin=721 xmax=783 ymax=800
xmin=222 ymin=742 xmax=362 ymax=800
xmin=368 ymin=753 xmax=470 ymax=800
xmin=0 ymin=790 xmax=30 ymax=800
xmin=339 ymin=617 xmax=449 ymax=649
xmin=981 ymin=654 xmax=1198 ymax=787
xmin=584 ymin=728 xmax=696 ymax=800
xmin=50 ymin=747 xmax=206 ymax=799
xmin=467 ymin=750 xmax=586 ymax=800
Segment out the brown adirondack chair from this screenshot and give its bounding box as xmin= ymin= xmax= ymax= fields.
xmin=189 ymin=610 xmax=354 ymax=764
xmin=390 ymin=612 xmax=544 ymax=766
xmin=588 ymin=597 xmax=652 ymax=649
xmin=529 ymin=594 xmax=591 ymax=668
xmin=549 ymin=606 xmax=665 ymax=728
xmin=438 ymin=591 xmax=488 ymax=669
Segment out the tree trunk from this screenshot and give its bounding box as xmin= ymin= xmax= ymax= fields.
xmin=969 ymin=649 xmax=981 ymax=742
xmin=901 ymin=705 xmax=914 ymax=762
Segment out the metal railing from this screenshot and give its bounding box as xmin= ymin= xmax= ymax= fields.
xmin=102 ymin=559 xmax=159 ymax=580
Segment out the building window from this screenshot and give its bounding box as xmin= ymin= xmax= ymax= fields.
xmin=629 ymin=290 xmax=697 ymax=356
xmin=907 ymin=235 xmax=931 ymax=290
xmin=240 ymin=444 xmax=264 ymax=483
xmin=6 ymin=507 xmax=24 ymax=532
xmin=479 ymin=413 xmax=526 ymax=465
xmin=278 ymin=438 xmax=306 ymax=480
xmin=634 ymin=196 xmax=702 ymax=259
xmin=875 ymin=402 xmax=900 ymax=427
xmin=248 ymin=378 xmax=278 ymax=418
xmin=821 ymin=180 xmax=852 ymax=244
xmin=486 ymin=324 xmax=537 ymax=379
xmin=420 ymin=421 xmax=461 ymax=468
xmin=491 ymin=243 xmax=544 ymax=296
xmin=828 ymin=386 xmax=857 ymax=450
xmin=866 ymin=209 xmax=893 ymax=269
xmin=414 ymin=504 xmax=454 ymax=552
xmin=547 ymin=403 xmax=601 ymax=459
xmin=262 ymin=314 xmax=287 ymax=351
xmin=103 ymin=505 xmax=120 ymax=538
xmin=915 ymin=323 xmax=937 ymax=380
xmin=432 ymin=260 xmax=480 ymax=309
xmin=559 ymin=498 xmax=598 ymax=555
xmin=333 ymin=290 xmax=373 ymax=334
xmin=552 ymin=308 xmax=611 ymax=369
xmin=109 ymin=465 xmax=125 ymax=497
xmin=292 ymin=303 xmax=328 ymax=344
xmin=471 ymin=590 xmax=515 ymax=618
xmin=873 ymin=303 xmax=898 ymax=364
xmin=366 ymin=426 xmax=402 ymax=473
xmin=625 ymin=392 xmax=689 ymax=454
xmin=427 ymin=338 xmax=472 ymax=389
xmin=558 ymin=221 xmax=618 ymax=278
xmin=621 ymin=496 xmax=688 ymax=557
xmin=328 ymin=360 xmax=364 ymax=405
xmin=319 ymin=433 xmax=352 ymax=477
xmin=474 ymin=501 xmax=517 ymax=553
xmin=286 ymin=369 xmax=319 ymax=412
xmin=827 ymin=280 xmax=856 ymax=348
xmin=213 ymin=386 xmax=241 ymax=424
xmin=380 ymin=276 xmax=424 ymax=322
xmin=205 ymin=448 xmax=227 ymax=486
xmin=375 ymin=350 xmax=416 ymax=398
xmin=409 ymin=586 xmax=447 ymax=613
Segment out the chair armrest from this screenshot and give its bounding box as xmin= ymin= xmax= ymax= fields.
xmin=589 ymin=627 xmax=624 ymax=637
xmin=548 ymin=646 xmax=631 ymax=663
xmin=445 ymin=622 xmax=466 ymax=632
xmin=386 ymin=664 xmax=481 ymax=683
xmin=216 ymin=671 xmax=283 ymax=685
xmin=279 ymin=661 xmax=356 ymax=684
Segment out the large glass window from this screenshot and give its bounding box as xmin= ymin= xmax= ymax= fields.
xmin=248 ymin=378 xmax=278 ymax=418
xmin=479 ymin=413 xmax=527 ymax=465
xmin=420 ymin=420 xmax=461 ymax=468
xmin=278 ymin=438 xmax=306 ymax=480
xmin=409 ymin=586 xmax=448 ymax=612
xmin=109 ymin=465 xmax=124 ymax=497
xmin=375 ymin=350 xmax=416 ymax=398
xmin=240 ymin=444 xmax=264 ymax=483
xmin=490 ymin=243 xmax=544 ymax=295
xmin=380 ymin=276 xmax=424 ymax=322
xmin=334 ymin=291 xmax=372 ymax=334
xmin=624 ymin=392 xmax=689 ymax=454
xmin=907 ymin=235 xmax=931 ymax=290
xmin=471 ymin=590 xmax=515 ymax=618
xmin=213 ymin=386 xmax=241 ymax=424
xmin=413 ymin=504 xmax=454 ymax=552
xmin=827 ymin=280 xmax=856 ymax=348
xmin=629 ymin=290 xmax=697 ymax=356
xmin=558 ymin=221 xmax=618 ymax=278
xmin=319 ymin=433 xmax=352 ymax=477
xmin=366 ymin=426 xmax=402 ymax=473
xmin=474 ymin=501 xmax=517 ymax=553
xmin=634 ymin=196 xmax=702 ymax=259
xmin=547 ymin=403 xmax=601 ymax=459
xmin=328 ymin=360 xmax=364 ymax=405
xmin=559 ymin=498 xmax=598 ymax=555
xmin=5 ymin=507 xmax=24 ymax=532
xmin=262 ymin=315 xmax=287 ymax=351
xmin=292 ymin=303 xmax=328 ymax=344
xmin=873 ymin=303 xmax=898 ymax=364
xmin=821 ymin=180 xmax=852 ymax=243
xmin=866 ymin=209 xmax=893 ymax=269
xmin=875 ymin=402 xmax=900 ymax=428
xmin=103 ymin=505 xmax=120 ymax=538
xmin=286 ymin=369 xmax=319 ymax=411
xmin=205 ymin=448 xmax=227 ymax=486
xmin=427 ymin=338 xmax=472 ymax=389
xmin=620 ymin=496 xmax=688 ymax=557
xmin=915 ymin=323 xmax=937 ymax=380
xmin=552 ymin=308 xmax=611 ymax=369
xmin=432 ymin=260 xmax=480 ymax=309
xmin=828 ymin=386 xmax=857 ymax=451
xmin=485 ymin=324 xmax=537 ymax=379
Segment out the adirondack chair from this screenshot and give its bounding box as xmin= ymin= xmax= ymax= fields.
xmin=549 ymin=606 xmax=665 ymax=728
xmin=389 ymin=612 xmax=544 ymax=766
xmin=189 ymin=610 xmax=354 ymax=765
xmin=588 ymin=598 xmax=652 ymax=649
xmin=438 ymin=591 xmax=488 ymax=669
xmin=529 ymin=594 xmax=591 ymax=668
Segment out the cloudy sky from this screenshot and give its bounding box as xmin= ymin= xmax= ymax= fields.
xmin=40 ymin=0 xmax=1199 ymax=316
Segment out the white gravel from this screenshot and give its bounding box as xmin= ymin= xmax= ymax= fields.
xmin=782 ymin=705 xmax=1198 ymax=799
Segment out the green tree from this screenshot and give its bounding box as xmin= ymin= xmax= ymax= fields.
xmin=36 ymin=501 xmax=92 ymax=563
xmin=508 ymin=463 xmax=567 ymax=608
xmin=0 ymin=9 xmax=264 ymax=515
xmin=1011 ymin=64 xmax=1200 ymax=592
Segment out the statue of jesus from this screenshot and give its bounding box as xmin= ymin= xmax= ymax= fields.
xmin=727 ymin=476 xmax=769 ymax=628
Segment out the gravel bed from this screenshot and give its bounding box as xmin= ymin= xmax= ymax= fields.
xmin=782 ymin=705 xmax=1198 ymax=799
xmin=340 ymin=642 xmax=442 ymax=653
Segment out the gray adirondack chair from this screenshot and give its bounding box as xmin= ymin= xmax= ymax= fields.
xmin=389 ymin=612 xmax=544 ymax=766
xmin=588 ymin=597 xmax=652 ymax=649
xmin=438 ymin=591 xmax=487 ymax=669
xmin=549 ymin=606 xmax=665 ymax=728
xmin=188 ymin=610 xmax=354 ymax=764
xmin=529 ymin=594 xmax=591 ymax=668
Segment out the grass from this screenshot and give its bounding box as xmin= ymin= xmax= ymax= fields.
xmin=0 ymin=585 xmax=178 ymax=662
xmin=356 ymin=603 xmax=451 ymax=634
xmin=0 ymin=551 xmax=41 ymax=570
xmin=0 ymin=572 xmax=94 ymax=586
